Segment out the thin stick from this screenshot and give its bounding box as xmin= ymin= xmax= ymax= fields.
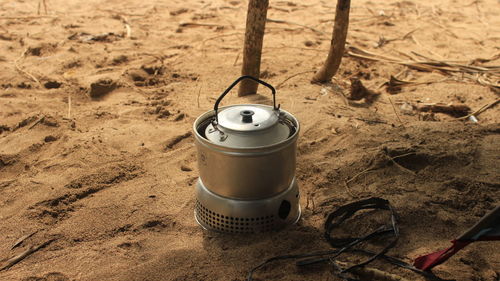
xmin=458 ymin=98 xmax=500 ymax=120
xmin=276 ymin=70 xmax=315 ymax=89
xmin=28 ymin=115 xmax=45 ymax=130
xmin=389 ymin=152 xmax=416 ymax=160
xmin=266 ymin=18 xmax=327 ymax=36
xmin=14 ymin=62 xmax=40 ymax=85
xmin=175 ymin=198 xmax=193 ymax=216
xmin=197 ymin=85 xmax=202 ymax=108
xmin=11 ymin=231 xmax=38 ymax=250
xmin=388 ymin=97 xmax=403 ymax=124
xmin=430 ymin=20 xmax=459 ymax=39
xmin=386 ymin=156 xmax=416 ymax=175
xmin=384 ymin=152 xmax=417 ymax=175
xmin=67 ymin=93 xmax=72 ymax=119
xmin=312 ymin=0 xmax=351 ymax=83
xmin=179 ymin=22 xmax=222 ymax=28
xmin=346 ymin=151 xmax=417 ymax=186
xmin=375 ymin=28 xmax=418 ymax=48
xmin=0 ymin=239 xmax=56 ymax=271
xmin=14 ymin=48 xmax=42 ymax=86
xmin=269 ymin=6 xmax=291 ymax=13
xmin=343 ymin=181 xmax=358 ymax=198
xmin=233 ymin=52 xmax=240 ymax=66
xmin=0 ymin=15 xmax=57 ymax=20
xmin=201 ymin=32 xmax=244 ymax=45
xmin=120 ymin=80 xmax=148 ymax=97
xmin=383 ymin=76 xmax=450 ymax=89
xmin=347 ymin=46 xmax=500 ymax=74
xmin=345 ymin=167 xmax=376 ymax=185
xmin=350 ymin=47 xmax=500 ymax=75
xmin=336 ymin=261 xmax=411 ymax=281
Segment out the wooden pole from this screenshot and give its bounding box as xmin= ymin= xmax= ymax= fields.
xmin=312 ymin=0 xmax=351 ymax=83
xmin=238 ymin=0 xmax=269 ymax=96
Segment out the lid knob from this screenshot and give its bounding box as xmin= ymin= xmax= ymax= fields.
xmin=240 ymin=110 xmax=255 ymax=123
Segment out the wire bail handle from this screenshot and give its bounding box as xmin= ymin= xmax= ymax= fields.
xmin=213 ymin=75 xmax=280 ymax=124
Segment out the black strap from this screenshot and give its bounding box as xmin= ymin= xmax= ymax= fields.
xmin=246 ymin=197 xmax=441 ymax=281
xmin=323 ymin=197 xmax=399 ymax=273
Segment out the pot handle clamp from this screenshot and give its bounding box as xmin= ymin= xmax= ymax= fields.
xmin=213 ymin=75 xmax=280 ymax=124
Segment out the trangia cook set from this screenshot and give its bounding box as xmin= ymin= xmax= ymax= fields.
xmin=193 ymin=76 xmax=301 ymax=233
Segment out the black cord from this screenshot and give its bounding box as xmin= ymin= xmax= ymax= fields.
xmin=323 ymin=197 xmax=399 ymax=275
xmin=246 ymin=197 xmax=441 ymax=281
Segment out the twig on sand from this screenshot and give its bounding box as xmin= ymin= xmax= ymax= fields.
xmin=343 ymin=181 xmax=358 ymax=198
xmin=344 ymin=165 xmax=374 ymax=197
xmin=345 ymin=167 xmax=376 ymax=186
xmin=269 ymin=6 xmax=291 ymax=13
xmin=457 ymin=98 xmax=500 ymax=120
xmin=179 ymin=22 xmax=223 ymax=28
xmin=276 ymin=70 xmax=315 ymax=89
xmin=430 ymin=20 xmax=459 ymax=39
xmin=14 ymin=48 xmax=42 ymax=87
xmin=0 ymin=239 xmax=56 ymax=271
xmin=11 ymin=231 xmax=38 ymax=250
xmin=266 ymin=18 xmax=327 ymax=36
xmin=347 ymin=46 xmax=500 ymax=74
xmin=384 ymin=152 xmax=417 ymax=176
xmin=0 ymin=15 xmax=56 ymax=20
xmin=336 ymin=260 xmax=411 ymax=281
xmin=176 ymin=198 xmax=194 ymax=216
xmin=201 ymin=33 xmax=244 ymax=45
xmin=375 ymin=28 xmax=418 ymax=48
xmin=120 ymin=80 xmax=148 ymax=97
xmin=382 ymin=75 xmax=450 ymax=93
xmin=345 ymin=151 xmax=417 ymax=189
xmin=346 ymin=45 xmax=500 ymax=90
xmin=197 ymin=85 xmax=202 ymax=108
xmin=67 ymin=92 xmax=72 ymax=119
xmin=96 ymin=9 xmax=145 ymax=17
xmin=28 ymin=115 xmax=45 ymax=130
xmin=233 ymin=52 xmax=240 ymax=66
xmin=183 ymin=33 xmax=244 ymax=65
xmin=388 ymin=97 xmax=403 ymax=124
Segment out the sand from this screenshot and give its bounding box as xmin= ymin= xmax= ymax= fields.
xmin=0 ymin=0 xmax=499 ymax=280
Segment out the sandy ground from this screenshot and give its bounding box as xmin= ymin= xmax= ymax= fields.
xmin=0 ymin=0 xmax=499 ymax=280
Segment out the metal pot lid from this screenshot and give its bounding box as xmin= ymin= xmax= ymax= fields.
xmin=204 ymin=105 xmax=295 ymax=148
xmin=217 ymin=105 xmax=279 ymax=132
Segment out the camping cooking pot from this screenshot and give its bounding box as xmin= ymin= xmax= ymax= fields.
xmin=193 ymin=76 xmax=300 ymax=200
